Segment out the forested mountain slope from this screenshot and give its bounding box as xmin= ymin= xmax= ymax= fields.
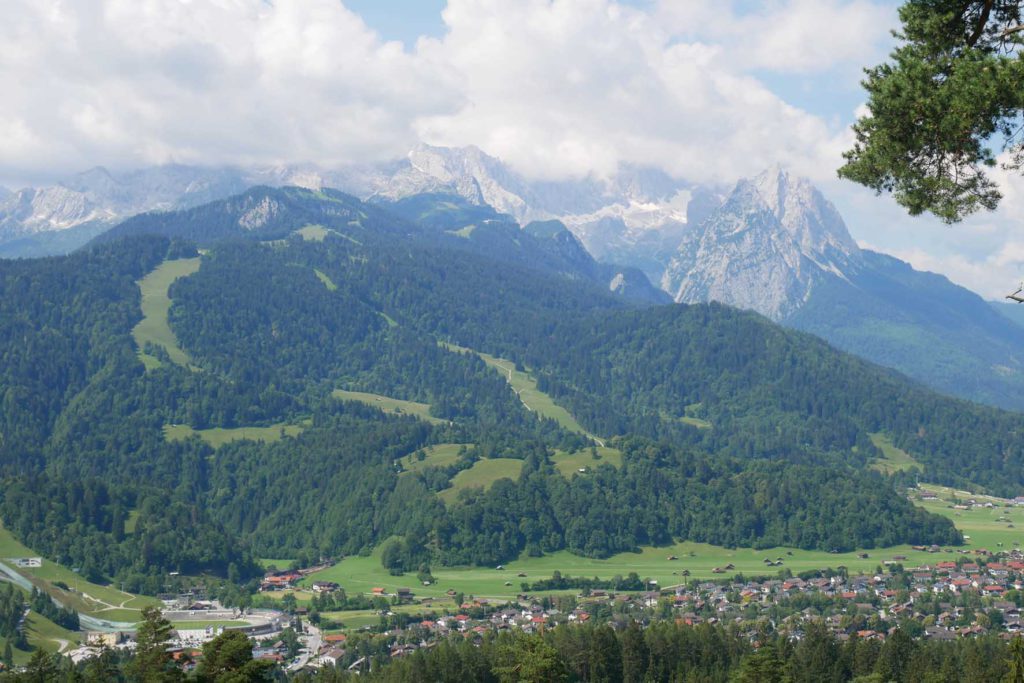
xmin=1 ymin=187 xmax=1021 ymax=590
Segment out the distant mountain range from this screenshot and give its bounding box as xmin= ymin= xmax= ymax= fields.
xmin=6 ymin=147 xmax=1024 ymax=410
xmin=99 ymin=185 xmax=668 ymax=306
xmin=0 ymin=146 xmax=694 ymax=274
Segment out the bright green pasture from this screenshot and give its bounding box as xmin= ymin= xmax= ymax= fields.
xmin=915 ymin=484 xmax=1024 ymax=550
xmin=399 ymin=444 xmax=470 ymax=474
xmin=163 ymin=422 xmax=304 ymax=447
xmin=132 ymin=257 xmax=201 ymax=369
xmin=321 ymin=604 xmax=433 ymax=632
xmin=24 ymin=612 xmax=80 ymax=655
xmin=304 ymin=539 xmax=953 ymax=603
xmin=332 ymin=390 xmax=446 ymax=425
xmin=869 ymin=433 xmax=922 ymax=473
xmin=440 ymin=343 xmax=601 ymax=443
xmin=551 ymin=447 xmax=623 ymax=478
xmin=259 ymin=559 xmax=296 ymax=570
xmin=438 ymin=458 xmax=524 ymax=505
xmin=171 ymin=620 xmax=252 ymax=630
xmin=314 ymin=268 xmax=338 ymax=291
xmin=0 ymin=612 xmax=79 ymax=664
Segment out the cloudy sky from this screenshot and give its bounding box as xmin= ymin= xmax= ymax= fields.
xmin=2 ymin=0 xmax=1023 ymax=298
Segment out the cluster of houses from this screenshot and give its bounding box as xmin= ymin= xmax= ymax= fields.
xmin=918 ymin=488 xmax=1024 ymax=508
xmin=259 ymin=563 xmax=332 ymax=592
xmin=299 ymin=548 xmax=1024 ymax=672
xmin=658 ymin=554 xmax=1024 ymax=641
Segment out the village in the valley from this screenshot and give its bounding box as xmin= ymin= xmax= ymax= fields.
xmin=41 ymin=487 xmax=1024 ymax=675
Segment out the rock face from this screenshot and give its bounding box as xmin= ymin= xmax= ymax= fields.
xmin=662 ymin=167 xmax=861 ymax=320
xmin=358 ymin=144 xmax=693 ymax=284
xmin=0 ymin=147 xmax=693 ymax=273
xmin=657 ymin=166 xmax=1024 ymax=411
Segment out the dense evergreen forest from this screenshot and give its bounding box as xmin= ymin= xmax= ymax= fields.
xmin=0 ymin=187 xmax=1021 ymax=589
xmin=9 ymin=619 xmax=1024 ymax=682
xmin=301 ymin=622 xmax=1024 ymax=683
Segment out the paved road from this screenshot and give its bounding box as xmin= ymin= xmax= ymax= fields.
xmin=289 ymin=622 xmax=321 ymax=672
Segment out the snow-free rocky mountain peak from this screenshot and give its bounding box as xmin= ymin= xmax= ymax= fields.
xmin=662 ymin=166 xmax=862 ymax=321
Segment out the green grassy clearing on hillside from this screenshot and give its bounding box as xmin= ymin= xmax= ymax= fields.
xmin=0 ymin=523 xmax=157 ymax=619
xmin=295 ymin=225 xmax=331 ymax=241
xmin=448 ymin=225 xmax=476 ymax=238
xmin=132 ymin=257 xmax=202 ymax=370
xmin=551 ymin=447 xmax=623 ymax=478
xmin=663 ymin=405 xmax=713 ymax=430
xmin=314 ymin=268 xmax=337 ymax=291
xmin=258 ymin=559 xmax=296 ymax=570
xmin=0 ymin=635 xmax=31 ymax=667
xmin=295 ymin=223 xmax=364 ymax=245
xmin=440 ymin=343 xmax=602 ymax=444
xmin=438 ymin=459 xmax=524 ymax=505
xmin=124 ymin=510 xmax=140 ymax=534
xmin=24 ymin=612 xmax=80 ymax=655
xmin=869 ymin=433 xmax=922 ymax=473
xmin=399 ymin=444 xmax=471 ymax=474
xmin=915 ymin=484 xmax=1024 ymax=549
xmin=332 ymin=390 xmax=446 ymax=425
xmin=163 ymin=422 xmax=304 ymax=448
xmin=0 ymin=604 xmax=81 ymax=663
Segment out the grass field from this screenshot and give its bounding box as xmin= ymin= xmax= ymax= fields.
xmin=314 ymin=268 xmax=338 ymax=291
xmin=305 ymin=481 xmax=1024 ymax=603
xmin=124 ymin=510 xmax=140 ymax=534
xmin=296 ymin=225 xmax=331 ymax=241
xmin=259 ymin=559 xmax=296 ymax=570
xmin=132 ymin=257 xmax=202 ymax=370
xmin=171 ymin=620 xmax=252 ymax=630
xmin=304 ymin=539 xmax=958 ymax=603
xmin=24 ymin=612 xmax=80 ymax=655
xmin=915 ymin=484 xmax=1024 ymax=550
xmin=0 ymin=611 xmax=80 ymax=665
xmin=332 ymin=390 xmax=446 ymax=425
xmin=448 ymin=225 xmax=476 ymax=238
xmin=399 ymin=444 xmax=471 ymax=474
xmin=320 ymin=603 xmax=433 ymax=631
xmin=439 ymin=459 xmax=524 ymax=505
xmin=163 ymin=422 xmax=304 ymax=448
xmin=869 ymin=433 xmax=922 ymax=473
xmin=441 ymin=343 xmax=601 ymax=444
xmin=0 ymin=522 xmax=158 ymax=619
xmin=551 ymin=447 xmax=623 ymax=478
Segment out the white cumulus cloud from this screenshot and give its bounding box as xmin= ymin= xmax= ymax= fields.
xmin=0 ymin=0 xmax=890 ymax=186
